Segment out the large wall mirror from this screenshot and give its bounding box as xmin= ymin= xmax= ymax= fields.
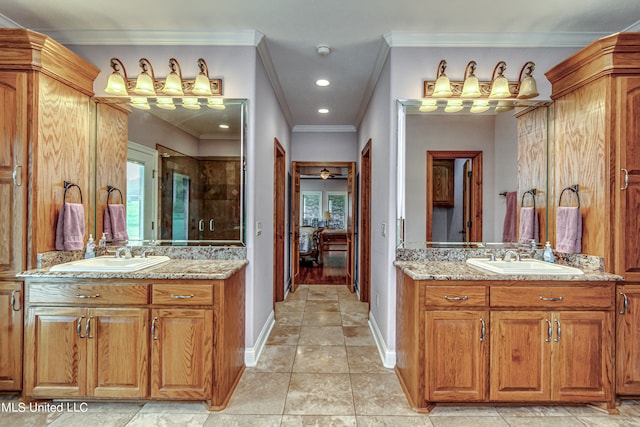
xmin=98 ymin=97 xmax=247 ymax=246
xmin=397 ymin=98 xmax=551 ymax=248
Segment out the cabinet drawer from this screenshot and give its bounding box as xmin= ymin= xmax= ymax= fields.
xmin=425 ymin=286 xmax=488 ymax=307
xmin=152 ymin=284 xmax=213 ymax=305
xmin=490 ymin=285 xmax=613 ymax=309
xmin=27 ymin=283 xmax=148 ymax=305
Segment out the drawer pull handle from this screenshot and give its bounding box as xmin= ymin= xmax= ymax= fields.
xmin=545 ymin=319 xmax=552 ymax=342
xmin=620 ymin=292 xmax=629 ymax=315
xmin=479 ymin=317 xmax=486 ymax=342
xmin=151 ymin=317 xmax=158 ymax=340
xmin=554 ymin=319 xmax=561 ymax=342
xmin=86 ymin=316 xmax=94 ymax=339
xmin=77 ymin=316 xmax=85 ymax=339
xmin=539 ymin=296 xmax=563 ymax=301
xmin=444 ymin=295 xmax=468 ymax=301
xmin=10 ymin=289 xmax=21 ymax=312
xmin=76 ymin=294 xmax=100 ymax=299
xmin=170 ymin=294 xmax=195 ymax=299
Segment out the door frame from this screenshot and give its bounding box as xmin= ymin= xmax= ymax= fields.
xmin=273 ymin=139 xmax=286 ymax=304
xmin=359 ymin=140 xmax=371 ymax=304
xmin=291 ymin=161 xmax=356 ymax=293
xmin=426 ymin=150 xmax=482 ymax=242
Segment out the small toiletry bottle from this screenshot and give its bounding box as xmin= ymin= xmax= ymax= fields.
xmin=85 ymin=234 xmax=96 ymax=259
xmin=98 ymin=232 xmax=107 ymax=247
xmin=530 ymin=239 xmax=537 ymax=252
xmin=543 ymin=241 xmax=554 ymax=263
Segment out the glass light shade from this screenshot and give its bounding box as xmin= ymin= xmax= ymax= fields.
xmin=489 ymin=76 xmax=511 ymax=99
xmin=207 ymin=97 xmax=226 ymax=110
xmin=320 ymin=168 xmax=331 ymax=180
xmin=444 ymin=99 xmax=464 ymax=113
xmin=516 ymin=76 xmax=539 ymax=99
xmin=419 ymin=99 xmax=438 ymax=113
xmin=105 ymin=72 xmax=129 ymax=96
xmin=162 ymin=73 xmax=184 ymax=96
xmin=495 ymin=101 xmax=515 ymax=113
xmin=182 ymin=98 xmax=201 ymax=110
xmin=461 ymin=75 xmax=481 ymax=98
xmin=156 ymin=98 xmax=176 ymax=110
xmin=192 ymin=74 xmax=213 ymax=96
xmin=432 ymin=75 xmax=452 ymax=97
xmin=129 ymin=97 xmax=150 ymax=110
xmin=133 ymin=72 xmax=155 ymax=96
xmin=470 ymin=100 xmax=490 ymax=114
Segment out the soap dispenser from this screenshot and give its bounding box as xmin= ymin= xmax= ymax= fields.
xmin=98 ymin=232 xmax=107 ymax=247
xmin=85 ymin=234 xmax=96 ymax=259
xmin=543 ymin=241 xmax=554 ymax=263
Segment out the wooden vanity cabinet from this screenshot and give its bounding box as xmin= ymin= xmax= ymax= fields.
xmin=0 ymin=282 xmax=23 ymax=390
xmin=396 ymin=270 xmax=616 ymax=412
xmin=616 ymin=284 xmax=640 ymax=395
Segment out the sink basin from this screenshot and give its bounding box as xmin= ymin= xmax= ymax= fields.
xmin=49 ymin=255 xmax=171 ymax=272
xmin=466 ymin=258 xmax=584 ymax=275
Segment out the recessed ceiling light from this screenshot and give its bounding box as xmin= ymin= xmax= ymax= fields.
xmin=316 ymin=79 xmax=330 ymax=87
xmin=318 ymin=108 xmax=329 ymax=114
xmin=219 ymin=124 xmax=229 ymax=129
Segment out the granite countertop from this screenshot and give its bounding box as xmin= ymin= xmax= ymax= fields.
xmin=394 ymin=260 xmax=623 ymax=282
xmin=18 ymin=259 xmax=248 ymax=281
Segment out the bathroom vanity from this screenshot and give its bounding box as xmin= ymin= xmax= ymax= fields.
xmin=18 ymin=259 xmax=246 ymax=410
xmin=394 ymin=259 xmax=621 ymax=414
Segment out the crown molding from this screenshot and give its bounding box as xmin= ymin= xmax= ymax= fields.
xmin=292 ymin=125 xmax=356 ymax=133
xmin=0 ymin=13 xmax=22 ymax=28
xmin=623 ymin=19 xmax=640 ymax=32
xmin=384 ymin=31 xmax=611 ymax=48
xmin=26 ymin=29 xmax=263 ymax=46
xmin=256 ymin=37 xmax=294 ymax=129
xmin=354 ymin=37 xmax=390 ymax=129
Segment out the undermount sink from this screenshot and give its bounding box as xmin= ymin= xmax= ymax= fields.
xmin=49 ymin=255 xmax=171 ymax=272
xmin=466 ymin=258 xmax=584 ymax=276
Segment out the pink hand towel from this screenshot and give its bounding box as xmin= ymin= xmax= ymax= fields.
xmin=518 ymin=207 xmax=539 ymax=244
xmin=55 ymin=202 xmax=85 ymax=250
xmin=556 ymin=206 xmax=582 ymax=253
xmin=502 ymin=191 xmax=517 ymax=242
xmin=104 ymin=204 xmax=129 ymax=242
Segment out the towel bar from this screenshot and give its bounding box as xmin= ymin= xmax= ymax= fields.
xmin=107 ymin=185 xmax=124 ymax=205
xmin=558 ymin=184 xmax=580 ymax=208
xmin=63 ymin=181 xmax=83 ymax=203
xmin=521 ymin=189 xmax=536 ymax=208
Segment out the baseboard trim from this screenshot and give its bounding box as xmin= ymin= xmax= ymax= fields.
xmin=244 ymin=310 xmax=275 ymax=367
xmin=368 ymin=312 xmax=396 ymax=369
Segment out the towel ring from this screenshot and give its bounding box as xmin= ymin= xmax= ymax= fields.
xmin=63 ymin=181 xmax=83 ymax=204
xmin=107 ymin=185 xmax=123 ymax=206
xmin=521 ymin=189 xmax=536 ymax=209
xmin=559 ymin=184 xmax=580 ymax=208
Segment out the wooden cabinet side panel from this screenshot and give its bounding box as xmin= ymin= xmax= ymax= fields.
xmin=0 ymin=282 xmax=22 ymax=390
xmin=617 ymin=285 xmax=640 ymax=394
xmin=552 ymin=311 xmax=614 ymax=401
xmin=211 ymin=269 xmax=246 ymax=408
xmin=86 ymin=307 xmax=148 ymax=398
xmin=490 ymin=311 xmax=550 ymax=401
xmin=24 ymin=306 xmax=85 ymax=398
xmin=394 ymin=270 xmax=424 ymax=408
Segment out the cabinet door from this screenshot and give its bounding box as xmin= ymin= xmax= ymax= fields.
xmin=490 ymin=311 xmax=551 ymax=401
xmin=86 ymin=308 xmax=148 ymax=398
xmin=0 ymin=282 xmax=22 ymax=390
xmin=552 ymin=311 xmax=613 ymax=401
xmin=616 ymin=77 xmax=640 ymax=280
xmin=432 ymin=159 xmax=455 ymax=207
xmin=617 ymin=285 xmax=640 ymax=394
xmin=24 ymin=307 xmax=86 ymax=397
xmin=151 ymin=309 xmax=213 ymax=399
xmin=425 ymin=310 xmax=488 ymax=402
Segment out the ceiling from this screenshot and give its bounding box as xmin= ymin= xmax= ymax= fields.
xmin=1 ymin=0 xmax=639 ymax=131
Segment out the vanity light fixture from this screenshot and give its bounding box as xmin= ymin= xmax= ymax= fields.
xmin=488 ymin=61 xmax=511 ymax=99
xmin=516 ymin=61 xmax=539 ymax=99
xmin=129 ymin=97 xmax=151 ymax=110
xmin=104 ymin=58 xmax=129 ymax=96
xmin=495 ymin=100 xmax=515 ymax=112
xmin=162 ymin=58 xmax=184 ymax=96
xmin=192 ymin=58 xmax=214 ymax=96
xmin=460 ymin=61 xmax=481 ymax=98
xmin=133 ymin=58 xmax=156 ymax=96
xmin=470 ymin=99 xmax=491 ymax=113
xmin=444 ymin=99 xmax=464 ymax=113
xmin=419 ymin=99 xmax=438 ymax=112
xmin=432 ymin=60 xmax=452 ymax=97
xmin=181 ymin=97 xmax=201 ymax=110
xmin=156 ymin=97 xmax=176 ymax=110
xmin=207 ymin=97 xmax=226 ymax=110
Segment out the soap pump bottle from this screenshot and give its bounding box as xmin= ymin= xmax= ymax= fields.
xmin=85 ymin=234 xmax=96 ymax=259
xmin=543 ymin=241 xmax=554 ymax=263
xmin=98 ymin=232 xmax=107 ymax=247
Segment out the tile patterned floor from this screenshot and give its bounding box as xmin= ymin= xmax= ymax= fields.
xmin=1 ymin=284 xmax=639 ymax=426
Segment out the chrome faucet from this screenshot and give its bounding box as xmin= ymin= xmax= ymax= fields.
xmin=115 ymin=247 xmax=132 ymax=259
xmin=140 ymin=249 xmax=153 ymax=258
xmin=503 ymin=250 xmax=520 ymax=262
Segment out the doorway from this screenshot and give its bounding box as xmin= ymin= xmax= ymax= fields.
xmin=359 ymin=140 xmax=371 ymax=304
xmin=273 ymin=139 xmax=286 ymax=304
xmin=426 ymin=151 xmax=482 ymax=242
xmin=290 ymin=161 xmax=356 ymax=293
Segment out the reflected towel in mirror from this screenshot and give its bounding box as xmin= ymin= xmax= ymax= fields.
xmin=502 ymin=191 xmax=517 ymax=242
xmin=518 ymin=207 xmax=539 ymax=243
xmin=104 ymin=204 xmax=129 ymax=242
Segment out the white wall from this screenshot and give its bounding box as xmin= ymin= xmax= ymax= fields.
xmin=493 ymin=112 xmax=519 ymax=241
xmin=291 ymin=131 xmax=358 ymax=162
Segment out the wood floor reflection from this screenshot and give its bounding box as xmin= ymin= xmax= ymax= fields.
xmin=299 ymin=249 xmax=347 ymax=284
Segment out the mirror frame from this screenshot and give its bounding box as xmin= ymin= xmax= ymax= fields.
xmin=94 ymin=97 xmax=248 ymax=246
xmin=396 ymin=98 xmax=551 ymax=248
